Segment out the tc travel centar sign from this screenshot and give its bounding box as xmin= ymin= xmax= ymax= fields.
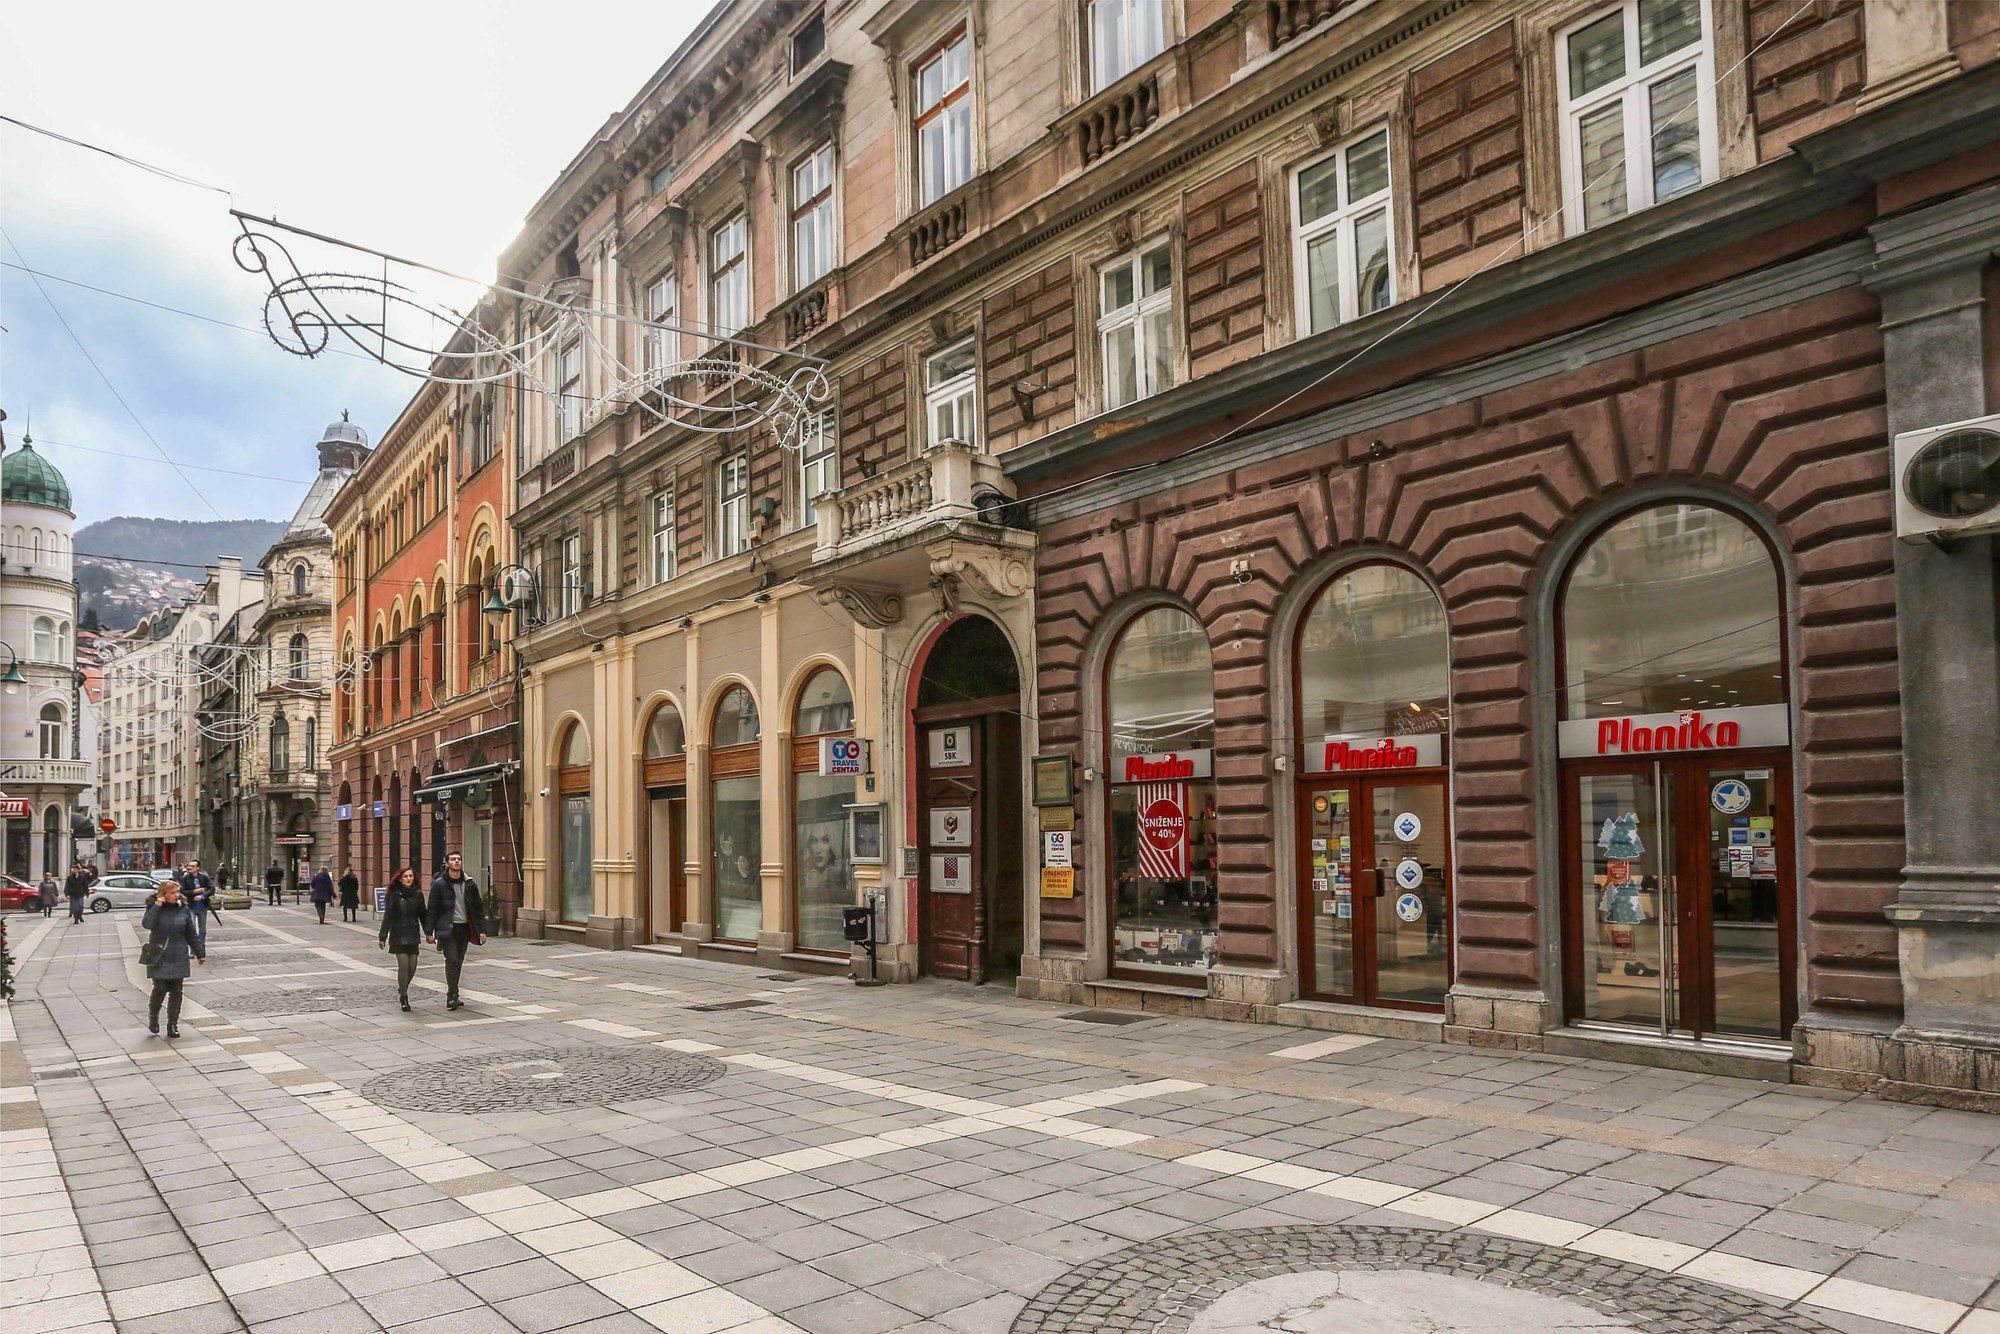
xmin=1557 ymin=704 xmax=1790 ymax=759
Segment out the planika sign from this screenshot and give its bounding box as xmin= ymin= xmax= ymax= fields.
xmin=1557 ymin=704 xmax=1788 ymax=759
xmin=1304 ymin=733 xmax=1443 ymax=774
xmin=1114 ymin=749 xmax=1213 ymax=783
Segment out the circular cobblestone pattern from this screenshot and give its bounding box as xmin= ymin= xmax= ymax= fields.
xmin=1011 ymin=1226 xmax=1836 ymax=1334
xmin=211 ymin=983 xmax=398 ymax=1016
xmin=361 ymin=1045 xmax=729 ymax=1112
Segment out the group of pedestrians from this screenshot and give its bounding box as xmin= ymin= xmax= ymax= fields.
xmin=137 ymin=849 xmax=487 ymax=1030
xmin=41 ymin=862 xmax=98 ymax=922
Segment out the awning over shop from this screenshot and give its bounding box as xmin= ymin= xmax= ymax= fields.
xmin=414 ymin=761 xmax=517 ymax=808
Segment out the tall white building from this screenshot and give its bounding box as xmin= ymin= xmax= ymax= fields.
xmin=100 ymin=557 xmax=263 ymax=870
xmin=1 ymin=424 xmax=89 ymax=880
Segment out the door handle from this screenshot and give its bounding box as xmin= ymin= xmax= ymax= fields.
xmin=1356 ymin=868 xmax=1381 ymax=898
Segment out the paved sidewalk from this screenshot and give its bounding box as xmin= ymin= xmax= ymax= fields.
xmin=4 ymin=904 xmax=1997 ymax=1334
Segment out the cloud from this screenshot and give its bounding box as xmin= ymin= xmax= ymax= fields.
xmin=1 ymin=0 xmax=712 ymax=527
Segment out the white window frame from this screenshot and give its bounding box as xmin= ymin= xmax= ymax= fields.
xmin=717 ymin=456 xmax=750 ymax=557
xmin=924 ymin=340 xmax=979 ymax=448
xmin=1291 ymin=125 xmax=1396 ymax=335
xmin=556 ymin=340 xmax=584 ymax=442
xmin=1556 ymin=0 xmax=1717 ymax=236
xmin=38 ymin=704 xmax=64 ymax=759
xmin=644 ymin=273 xmax=675 ymax=371
xmin=791 ymin=143 xmax=837 ymax=292
xmin=708 ymin=216 xmax=748 ymax=337
xmin=1096 ymin=240 xmax=1175 ymax=411
xmin=1088 ymin=0 xmax=1166 ymax=93
xmin=559 ymin=534 xmax=582 ymax=617
xmin=914 ymin=27 xmax=973 ymax=207
xmin=651 ymin=489 xmax=676 ymax=585
xmin=798 ymin=413 xmax=839 ymax=528
xmin=32 ymin=616 xmax=54 ymax=661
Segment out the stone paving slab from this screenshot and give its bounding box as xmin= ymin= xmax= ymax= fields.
xmin=3 ymin=904 xmax=1997 ymax=1334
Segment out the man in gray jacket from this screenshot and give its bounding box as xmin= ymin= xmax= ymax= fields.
xmin=425 ymin=852 xmax=486 ymax=1010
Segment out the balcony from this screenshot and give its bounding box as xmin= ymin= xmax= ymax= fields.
xmin=0 ymin=758 xmax=91 ymax=789
xmin=803 ymin=442 xmax=1035 ymax=628
xmin=1077 ymin=72 xmax=1161 ymax=168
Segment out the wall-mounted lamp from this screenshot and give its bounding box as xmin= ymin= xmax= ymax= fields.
xmin=1272 ymin=754 xmax=1288 ymax=773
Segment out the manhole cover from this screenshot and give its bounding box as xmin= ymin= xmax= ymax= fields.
xmin=210 ymin=984 xmax=392 ymax=1015
xmin=1011 ymin=1226 xmax=1835 ymax=1333
xmin=1060 ymin=1009 xmax=1155 ymax=1026
xmin=361 ymin=1045 xmax=728 ymax=1112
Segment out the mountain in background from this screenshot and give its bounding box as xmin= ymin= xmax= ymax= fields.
xmin=75 ymin=516 xmax=288 ymax=631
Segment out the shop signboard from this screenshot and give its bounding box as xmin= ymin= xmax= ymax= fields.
xmin=927 ymin=727 xmax=970 ymax=769
xmin=1043 ymin=830 xmax=1072 ymax=868
xmin=1305 ymin=733 xmax=1443 ymax=774
xmin=929 ymin=807 xmax=972 ymax=848
xmin=1134 ymin=782 xmax=1189 ymax=878
xmin=370 ymin=801 xmax=387 ymax=817
xmin=1040 ymin=867 xmax=1075 ymax=898
xmin=931 ymin=852 xmax=971 ymax=894
xmin=818 ymin=737 xmax=871 ymax=776
xmin=1558 ymin=703 xmax=1788 ymax=759
xmin=0 ymin=798 xmax=29 ymax=820
xmin=335 ymin=804 xmax=353 ymax=821
xmin=1039 ymin=805 xmax=1075 ymax=832
xmin=1114 ymin=749 xmax=1212 ymax=783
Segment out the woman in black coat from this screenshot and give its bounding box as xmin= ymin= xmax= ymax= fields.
xmin=142 ymin=881 xmax=206 ymax=1037
xmin=377 ymin=866 xmax=432 ymax=1012
xmin=338 ymin=869 xmax=362 ymax=922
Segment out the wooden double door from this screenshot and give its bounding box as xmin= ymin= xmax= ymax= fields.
xmin=915 ymin=705 xmax=1023 ymax=984
xmin=1561 ymin=751 xmax=1796 ymax=1041
xmin=1295 ymin=774 xmax=1451 ymax=1011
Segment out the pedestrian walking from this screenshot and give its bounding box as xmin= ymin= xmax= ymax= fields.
xmin=310 ymin=863 xmax=335 ymax=924
xmin=179 ymin=860 xmax=218 ymax=950
xmin=141 ymin=880 xmax=205 ymax=1038
xmin=37 ymin=870 xmax=58 ymax=917
xmin=338 ymin=867 xmax=360 ymax=919
xmin=425 ymin=851 xmax=485 ymax=1010
xmin=264 ymin=859 xmax=285 ymax=906
xmin=63 ymin=862 xmax=91 ymax=923
xmin=377 ymin=866 xmax=432 ymax=1012
xmin=334 ymin=863 xmax=359 ymax=922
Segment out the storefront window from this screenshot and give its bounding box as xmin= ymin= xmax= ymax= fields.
xmin=558 ymin=723 xmax=592 ymax=923
xmin=646 ymin=705 xmax=685 ymax=758
xmin=711 ymin=687 xmax=762 ymax=942
xmin=1107 ymin=607 xmax=1217 ymax=979
xmin=792 ymin=668 xmax=856 ymax=955
xmin=1563 ymin=503 xmax=1782 ymax=717
xmin=1298 ymin=564 xmax=1448 ymax=743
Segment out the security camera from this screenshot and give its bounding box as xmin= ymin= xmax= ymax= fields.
xmin=538 ymin=786 xmax=550 ymax=797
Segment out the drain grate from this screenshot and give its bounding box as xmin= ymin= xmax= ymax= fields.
xmin=687 ymin=998 xmax=770 ymax=1012
xmin=1059 ymin=1009 xmax=1155 ymax=1026
xmin=36 ymin=1069 xmax=82 ymax=1080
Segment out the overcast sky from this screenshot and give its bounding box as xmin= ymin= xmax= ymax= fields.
xmin=0 ymin=0 xmax=711 ymax=533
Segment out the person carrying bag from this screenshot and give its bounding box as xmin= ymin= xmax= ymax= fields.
xmin=141 ymin=881 xmax=205 ymax=1038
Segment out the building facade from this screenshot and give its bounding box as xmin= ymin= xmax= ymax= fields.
xmin=101 ymin=558 xmax=263 ymax=870
xmin=0 ymin=430 xmax=90 ymax=881
xmin=327 ymin=363 xmax=523 ymax=919
xmin=466 ymin=0 xmax=1998 ymax=1104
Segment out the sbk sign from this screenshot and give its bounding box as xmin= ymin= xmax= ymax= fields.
xmin=1557 ymin=703 xmax=1790 ymax=759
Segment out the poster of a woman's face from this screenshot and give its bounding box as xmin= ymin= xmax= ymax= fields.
xmin=849 ymin=806 xmax=883 ymax=864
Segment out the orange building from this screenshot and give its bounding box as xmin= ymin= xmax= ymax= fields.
xmin=326 ymin=346 xmax=521 ymax=922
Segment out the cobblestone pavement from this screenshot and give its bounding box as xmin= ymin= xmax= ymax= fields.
xmin=4 ymin=907 xmax=1998 ymax=1334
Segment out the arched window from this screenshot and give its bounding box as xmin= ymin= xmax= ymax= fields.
xmin=387 ymin=775 xmax=401 ymax=889
xmin=1557 ymin=501 xmax=1793 ymax=1041
xmin=38 ymin=703 xmax=65 ymax=759
xmin=29 ymin=530 xmax=44 ymax=562
xmin=289 ymin=633 xmax=310 ymax=680
xmin=56 ymin=621 xmax=70 ymax=661
xmin=710 ymin=687 xmax=762 ymax=942
xmin=408 ymin=766 xmax=423 ymax=878
xmin=292 ymin=561 xmax=310 ymax=597
xmin=1294 ymin=565 xmax=1452 ymax=1009
xmin=1105 ymin=607 xmax=1217 ymax=980
xmin=337 ymin=781 xmax=353 ymax=873
xmin=791 ymin=668 xmax=855 ymax=955
xmin=270 ymin=712 xmax=290 ymax=776
xmin=557 ymin=722 xmax=593 ymax=923
xmin=32 ymin=616 xmax=54 ymax=661
xmin=304 ymin=716 xmax=317 ymax=771
xmin=645 ymin=706 xmax=685 ymax=759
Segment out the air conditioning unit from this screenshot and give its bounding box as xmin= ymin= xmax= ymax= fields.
xmin=1894 ymin=414 xmax=2000 ymax=545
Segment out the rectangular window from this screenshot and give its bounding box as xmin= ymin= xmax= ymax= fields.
xmin=557 ymin=340 xmax=583 ymax=442
xmin=798 ymin=413 xmax=838 ymax=528
xmin=644 ymin=274 xmax=675 ymax=371
xmin=649 ymin=162 xmax=673 ymax=196
xmin=1097 ymin=241 xmax=1174 ymax=410
xmin=1089 ymin=0 xmax=1165 ymax=93
xmin=717 ymin=455 xmax=750 ymax=556
xmin=1293 ymin=126 xmax=1394 ymax=335
xmin=651 ymin=490 xmax=676 ymax=584
xmin=1559 ymin=0 xmax=1713 ymax=233
xmin=792 ymin=11 xmax=826 ymax=73
xmin=559 ymin=534 xmax=582 ymax=617
xmin=709 ymin=215 xmax=748 ymax=337
xmin=914 ymin=28 xmax=972 ymax=207
xmin=791 ymin=144 xmax=836 ymax=291
xmin=924 ymin=340 xmax=979 ymax=447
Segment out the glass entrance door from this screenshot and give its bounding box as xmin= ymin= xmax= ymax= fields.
xmin=1298 ymin=776 xmax=1450 ymax=1010
xmin=1567 ymin=754 xmax=1793 ymax=1040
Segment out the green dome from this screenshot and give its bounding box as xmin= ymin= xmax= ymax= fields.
xmin=1 ymin=441 xmax=72 ymax=512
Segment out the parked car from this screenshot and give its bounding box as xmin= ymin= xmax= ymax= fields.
xmin=84 ymin=874 xmax=165 ymax=913
xmin=2 ymin=875 xmax=48 ymax=913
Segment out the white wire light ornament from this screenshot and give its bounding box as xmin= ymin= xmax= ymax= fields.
xmin=231 ymin=210 xmax=832 ymax=452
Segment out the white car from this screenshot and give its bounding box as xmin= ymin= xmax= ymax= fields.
xmin=84 ymin=874 xmax=166 ymax=913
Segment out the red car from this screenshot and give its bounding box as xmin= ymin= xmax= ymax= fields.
xmin=2 ymin=875 xmax=52 ymax=912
